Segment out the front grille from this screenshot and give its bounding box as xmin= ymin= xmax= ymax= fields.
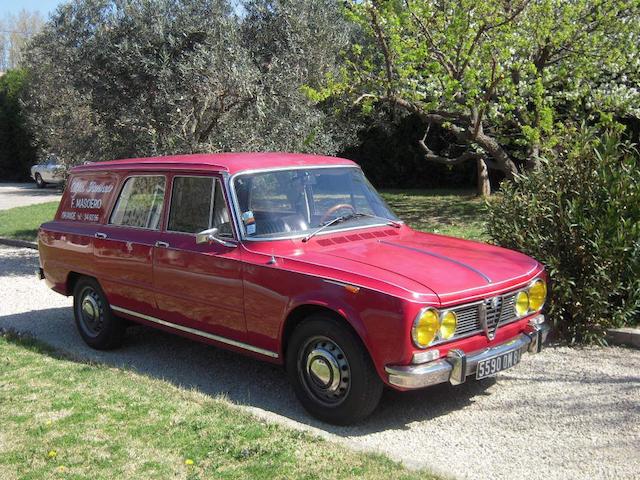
xmin=447 ymin=291 xmax=519 ymax=340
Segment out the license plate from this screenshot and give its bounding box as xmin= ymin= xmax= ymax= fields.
xmin=476 ymin=349 xmax=521 ymax=379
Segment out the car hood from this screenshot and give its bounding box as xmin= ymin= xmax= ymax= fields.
xmin=294 ymin=229 xmax=541 ymax=304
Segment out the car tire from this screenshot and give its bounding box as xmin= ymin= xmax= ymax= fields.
xmin=73 ymin=277 xmax=125 ymax=350
xmin=35 ymin=173 xmax=45 ymax=188
xmin=286 ymin=314 xmax=383 ymax=425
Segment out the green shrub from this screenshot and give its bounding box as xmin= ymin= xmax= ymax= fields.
xmin=487 ymin=128 xmax=640 ymax=344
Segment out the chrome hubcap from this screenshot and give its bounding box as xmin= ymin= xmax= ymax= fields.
xmin=299 ymin=337 xmax=350 ymax=406
xmin=307 ymin=348 xmax=341 ymax=391
xmin=79 ymin=288 xmax=103 ymax=335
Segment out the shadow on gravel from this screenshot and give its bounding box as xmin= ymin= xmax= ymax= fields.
xmin=0 ymin=248 xmax=40 ymax=276
xmin=1 ymin=304 xmax=496 ymax=436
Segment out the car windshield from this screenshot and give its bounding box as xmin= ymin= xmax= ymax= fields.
xmin=233 ymin=167 xmax=400 ymax=239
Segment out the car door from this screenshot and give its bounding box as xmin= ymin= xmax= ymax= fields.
xmin=152 ymin=174 xmax=246 ymax=342
xmin=93 ymin=174 xmax=167 ymax=316
xmin=40 ymin=159 xmax=57 ymax=182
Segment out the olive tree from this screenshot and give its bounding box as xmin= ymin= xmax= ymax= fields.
xmin=239 ymin=0 xmax=355 ymax=152
xmin=23 ymin=0 xmax=351 ymax=166
xmin=313 ymin=0 xmax=640 ymax=195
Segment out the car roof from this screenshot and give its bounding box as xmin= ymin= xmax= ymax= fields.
xmin=71 ymin=152 xmax=357 ymax=175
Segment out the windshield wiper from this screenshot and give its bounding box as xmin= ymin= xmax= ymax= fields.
xmin=302 ymin=212 xmax=401 ymax=243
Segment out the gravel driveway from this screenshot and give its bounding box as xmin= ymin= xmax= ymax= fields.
xmin=0 ymin=182 xmax=62 ymax=211
xmin=1 ymin=245 xmax=638 ymax=480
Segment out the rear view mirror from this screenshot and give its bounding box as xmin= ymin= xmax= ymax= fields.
xmin=195 ymin=227 xmax=236 ymax=248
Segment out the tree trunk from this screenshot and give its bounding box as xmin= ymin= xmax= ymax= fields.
xmin=476 ymin=157 xmax=491 ymax=197
xmin=474 ymin=131 xmax=519 ymax=179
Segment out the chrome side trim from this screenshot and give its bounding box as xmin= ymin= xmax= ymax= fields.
xmin=110 ymin=305 xmax=279 ymax=358
xmin=379 ymin=240 xmax=493 ymax=283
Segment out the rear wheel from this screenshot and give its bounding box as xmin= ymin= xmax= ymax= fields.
xmin=35 ymin=173 xmax=45 ymax=188
xmin=286 ymin=314 xmax=383 ymax=425
xmin=73 ymin=277 xmax=125 ymax=349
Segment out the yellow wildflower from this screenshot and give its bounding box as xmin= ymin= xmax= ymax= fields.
xmin=47 ymin=450 xmax=57 ymax=458
xmin=184 ymin=458 xmax=194 ymax=466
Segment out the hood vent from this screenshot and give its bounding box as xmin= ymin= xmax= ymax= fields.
xmin=316 ymin=229 xmax=398 ymax=246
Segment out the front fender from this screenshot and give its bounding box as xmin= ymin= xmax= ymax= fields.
xmin=281 ymin=279 xmax=410 ymax=381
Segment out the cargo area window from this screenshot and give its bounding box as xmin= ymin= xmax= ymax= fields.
xmin=168 ymin=176 xmax=233 ymax=237
xmin=109 ymin=175 xmax=166 ymax=229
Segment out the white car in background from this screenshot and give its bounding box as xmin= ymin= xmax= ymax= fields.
xmin=31 ymin=156 xmax=65 ymax=188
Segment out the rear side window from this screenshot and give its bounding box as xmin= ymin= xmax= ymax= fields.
xmin=110 ymin=176 xmax=166 ymax=229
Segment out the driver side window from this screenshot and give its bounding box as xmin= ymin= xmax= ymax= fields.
xmin=167 ymin=176 xmax=233 ymax=237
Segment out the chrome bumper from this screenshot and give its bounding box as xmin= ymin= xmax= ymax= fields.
xmin=385 ymin=316 xmax=550 ymax=389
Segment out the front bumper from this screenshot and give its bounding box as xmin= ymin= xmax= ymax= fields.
xmin=385 ymin=316 xmax=550 ymax=389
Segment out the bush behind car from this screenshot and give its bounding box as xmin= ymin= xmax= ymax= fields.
xmin=487 ymin=127 xmax=640 ymax=344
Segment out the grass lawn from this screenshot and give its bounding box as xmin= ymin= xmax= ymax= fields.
xmin=381 ymin=189 xmax=487 ymax=241
xmin=0 ymin=334 xmax=437 ymax=480
xmin=0 ymin=202 xmax=59 ymax=241
xmin=0 ymin=190 xmax=487 ymax=242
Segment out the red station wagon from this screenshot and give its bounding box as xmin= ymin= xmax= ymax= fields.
xmin=38 ymin=153 xmax=550 ymax=424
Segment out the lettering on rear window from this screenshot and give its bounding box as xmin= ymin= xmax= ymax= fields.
xmin=58 ymin=174 xmax=117 ymax=223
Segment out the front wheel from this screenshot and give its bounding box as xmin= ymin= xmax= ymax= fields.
xmin=73 ymin=277 xmax=125 ymax=350
xmin=286 ymin=315 xmax=383 ymax=425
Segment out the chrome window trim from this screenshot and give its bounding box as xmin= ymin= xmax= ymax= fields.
xmin=108 ymin=174 xmax=167 ymax=231
xmin=111 ymin=305 xmax=279 ymax=358
xmin=228 ymin=164 xmax=403 ymax=242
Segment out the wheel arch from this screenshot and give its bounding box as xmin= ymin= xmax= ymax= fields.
xmin=65 ymin=271 xmax=95 ymax=296
xmin=280 ymin=303 xmax=373 ymax=364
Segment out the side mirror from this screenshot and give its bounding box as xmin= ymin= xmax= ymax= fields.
xmin=195 ymin=227 xmax=236 ymax=248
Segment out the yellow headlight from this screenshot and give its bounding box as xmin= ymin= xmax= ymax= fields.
xmin=439 ymin=311 xmax=457 ymax=340
xmin=528 ymin=279 xmax=547 ymax=311
xmin=412 ymin=308 xmax=440 ymax=348
xmin=515 ymin=291 xmax=530 ymax=317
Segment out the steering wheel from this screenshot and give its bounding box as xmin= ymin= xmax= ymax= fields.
xmin=320 ymin=203 xmax=356 ymax=224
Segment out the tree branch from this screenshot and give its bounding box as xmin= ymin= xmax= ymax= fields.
xmin=405 ymin=0 xmax=456 ymax=78
xmin=368 ymin=6 xmax=395 ymax=97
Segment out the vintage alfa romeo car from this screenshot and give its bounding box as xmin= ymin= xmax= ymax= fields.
xmin=37 ymin=153 xmax=549 ymax=424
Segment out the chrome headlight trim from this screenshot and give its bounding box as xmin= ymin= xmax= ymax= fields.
xmin=411 ymin=307 xmax=441 ymax=349
xmin=527 ymin=278 xmax=547 ymax=312
xmin=514 ymin=278 xmax=547 ymax=317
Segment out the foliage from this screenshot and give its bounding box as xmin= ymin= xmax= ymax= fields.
xmin=22 ymin=0 xmax=351 ymax=166
xmin=487 ymin=127 xmax=640 ymax=343
xmin=315 ymin=0 xmax=640 ymax=193
xmin=241 ymin=0 xmax=356 ymax=152
xmin=0 ymin=69 xmax=37 ymax=180
xmin=0 ymin=333 xmax=437 ymax=479
xmin=343 ymin=112 xmax=479 ymax=190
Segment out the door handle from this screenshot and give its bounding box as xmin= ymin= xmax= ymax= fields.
xmin=155 ymin=241 xmax=169 ymax=248
xmin=95 ymin=232 xmax=107 ymax=239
